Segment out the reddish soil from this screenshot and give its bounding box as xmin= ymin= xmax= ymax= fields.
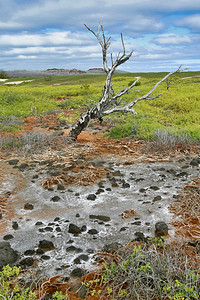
xmin=0 ymin=113 xmax=199 ymax=299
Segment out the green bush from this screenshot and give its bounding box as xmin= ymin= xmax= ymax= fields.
xmin=0 ymin=265 xmax=36 ymax=300
xmin=97 ymin=243 xmax=200 ymax=299
xmin=0 ymin=71 xmax=10 ymax=79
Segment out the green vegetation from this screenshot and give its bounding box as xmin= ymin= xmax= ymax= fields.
xmin=2 ymin=241 xmax=199 ymax=299
xmin=0 ymin=265 xmax=36 ymax=300
xmin=0 ymin=71 xmax=199 ymax=141
xmin=0 ymin=265 xmax=68 ymax=299
xmin=83 ymin=242 xmax=200 ymax=299
xmin=0 ymin=71 xmax=10 ymax=79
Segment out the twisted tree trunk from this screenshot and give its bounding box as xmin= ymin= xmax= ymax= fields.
xmin=67 ymin=23 xmax=182 ymax=141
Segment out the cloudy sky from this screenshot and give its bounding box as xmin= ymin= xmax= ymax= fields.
xmin=0 ymin=0 xmax=200 ymax=72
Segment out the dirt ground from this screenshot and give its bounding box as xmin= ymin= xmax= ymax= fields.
xmin=0 ymin=114 xmax=199 ymax=299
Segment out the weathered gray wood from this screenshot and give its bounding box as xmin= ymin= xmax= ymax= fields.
xmin=67 ymin=24 xmax=182 ymax=141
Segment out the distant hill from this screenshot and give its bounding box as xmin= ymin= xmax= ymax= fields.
xmin=6 ymin=68 xmax=126 ymax=78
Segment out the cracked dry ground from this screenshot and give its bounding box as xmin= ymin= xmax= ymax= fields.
xmin=0 ymin=114 xmax=200 ymax=299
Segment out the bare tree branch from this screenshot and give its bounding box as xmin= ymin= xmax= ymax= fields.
xmin=67 ymin=24 xmax=183 ymax=141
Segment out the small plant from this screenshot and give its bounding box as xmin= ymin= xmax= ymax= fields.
xmin=80 ymin=83 xmax=90 ymax=95
xmin=0 ymin=265 xmax=36 ymax=300
xmin=0 ymin=71 xmax=10 ymax=79
xmin=98 ymin=242 xmax=200 ymax=299
xmin=128 ymin=79 xmax=141 ymax=86
xmin=52 ymin=291 xmax=68 ymax=299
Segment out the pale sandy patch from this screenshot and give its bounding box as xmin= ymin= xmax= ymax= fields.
xmin=4 ymin=80 xmax=33 ymax=85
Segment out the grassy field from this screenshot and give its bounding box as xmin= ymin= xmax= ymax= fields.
xmin=0 ymin=71 xmax=199 ymax=140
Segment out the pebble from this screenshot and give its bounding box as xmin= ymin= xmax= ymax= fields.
xmin=87 ymin=194 xmax=96 ymax=200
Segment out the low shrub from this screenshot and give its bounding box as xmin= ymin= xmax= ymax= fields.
xmin=0 ymin=131 xmax=68 ymax=154
xmin=0 ymin=71 xmax=10 ymax=79
xmin=84 ymin=242 xmax=200 ymax=299
xmin=145 ymin=129 xmax=194 ymax=152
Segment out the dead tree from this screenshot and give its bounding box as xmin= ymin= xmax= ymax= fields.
xmin=67 ymin=23 xmax=182 ymax=141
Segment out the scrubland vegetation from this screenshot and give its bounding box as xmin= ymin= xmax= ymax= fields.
xmin=0 ymin=71 xmax=199 ymax=142
xmin=0 ymin=71 xmax=199 ymax=299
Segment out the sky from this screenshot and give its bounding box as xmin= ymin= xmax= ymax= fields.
xmin=0 ymin=0 xmax=200 ymax=72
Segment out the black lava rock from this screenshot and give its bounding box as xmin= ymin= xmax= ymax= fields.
xmin=19 ymin=257 xmax=34 ymax=267
xmin=7 ymin=159 xmax=19 ymax=165
xmin=0 ymin=242 xmax=19 ymax=268
xmin=89 ymin=215 xmax=111 ymax=222
xmin=155 ymin=221 xmax=168 ymax=237
xmin=38 ymin=240 xmax=55 ymax=251
xmin=51 ymin=195 xmax=61 ymax=202
xmin=70 ymin=267 xmax=85 ymax=278
xmin=24 ymin=203 xmax=34 ymax=210
xmin=68 ymin=223 xmax=82 ymax=234
xmin=87 ymin=194 xmax=96 ymax=201
xmin=87 ymin=229 xmax=98 ymax=235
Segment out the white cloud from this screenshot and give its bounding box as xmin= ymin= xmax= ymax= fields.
xmin=17 ymin=55 xmax=37 ymax=59
xmin=154 ymin=33 xmax=192 ymax=45
xmin=0 ymin=0 xmax=200 ymax=71
xmin=176 ymin=14 xmax=200 ymax=32
xmin=0 ymin=31 xmax=90 ymax=46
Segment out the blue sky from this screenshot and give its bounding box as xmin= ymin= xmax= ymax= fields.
xmin=0 ymin=0 xmax=200 ymax=72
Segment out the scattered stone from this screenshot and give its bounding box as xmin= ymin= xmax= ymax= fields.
xmin=135 ymin=178 xmax=145 ymax=182
xmin=153 ymin=195 xmax=162 ymax=202
xmin=24 ymin=250 xmax=35 ymax=256
xmin=139 ymin=188 xmax=146 ymax=193
xmin=87 ymin=194 xmax=96 ymax=201
xmin=70 ymin=267 xmax=85 ymax=278
xmin=36 ymin=248 xmax=44 ymax=255
xmin=103 ymin=242 xmax=121 ymax=253
xmin=110 ymin=178 xmax=119 ymax=188
xmin=88 ymin=229 xmax=98 ymax=235
xmin=74 ymin=257 xmax=80 ymax=264
xmin=19 ymin=257 xmax=34 ymax=267
xmin=51 ymin=195 xmax=61 ymax=202
xmin=35 ymin=221 xmax=43 ymax=226
xmin=32 ymin=174 xmax=39 ymax=179
xmin=131 ymin=221 xmax=141 ymax=225
xmin=7 ymin=159 xmax=19 ymax=165
xmin=77 ymin=254 xmax=89 ymax=262
xmin=155 ymin=221 xmax=168 ymax=237
xmin=120 ymin=227 xmax=127 ymax=232
xmin=81 ymin=225 xmax=87 ymax=232
xmin=66 ymin=246 xmax=80 ymax=252
xmin=38 ymin=240 xmax=55 ymax=251
xmin=41 ymin=255 xmax=50 ymax=260
xmin=113 ymin=170 xmax=123 ymax=176
xmin=55 ymin=226 xmax=62 ymax=232
xmin=0 ymin=242 xmax=19 ymax=268
xmin=190 ymin=158 xmax=200 ymax=167
xmin=96 ymin=188 xmax=104 ymax=195
xmin=89 ymin=215 xmax=111 ymax=222
xmin=134 ymin=232 xmax=148 ymax=243
xmin=24 ymin=203 xmax=34 ymax=210
xmin=68 ymin=223 xmax=82 ymax=234
xmin=3 ymin=234 xmax=14 ymax=241
xmin=150 ymin=186 xmax=159 ymax=191
xmin=57 ymin=184 xmax=65 ymax=190
xmin=12 ymin=221 xmax=19 ymax=230
xmin=176 ymin=172 xmax=188 ymax=177
xmin=19 ymin=163 xmax=29 ymax=170
xmin=76 ymin=213 xmax=80 ymax=218
xmin=44 ymin=226 xmax=53 ymax=232
xmin=122 ymin=182 xmax=130 ymax=188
